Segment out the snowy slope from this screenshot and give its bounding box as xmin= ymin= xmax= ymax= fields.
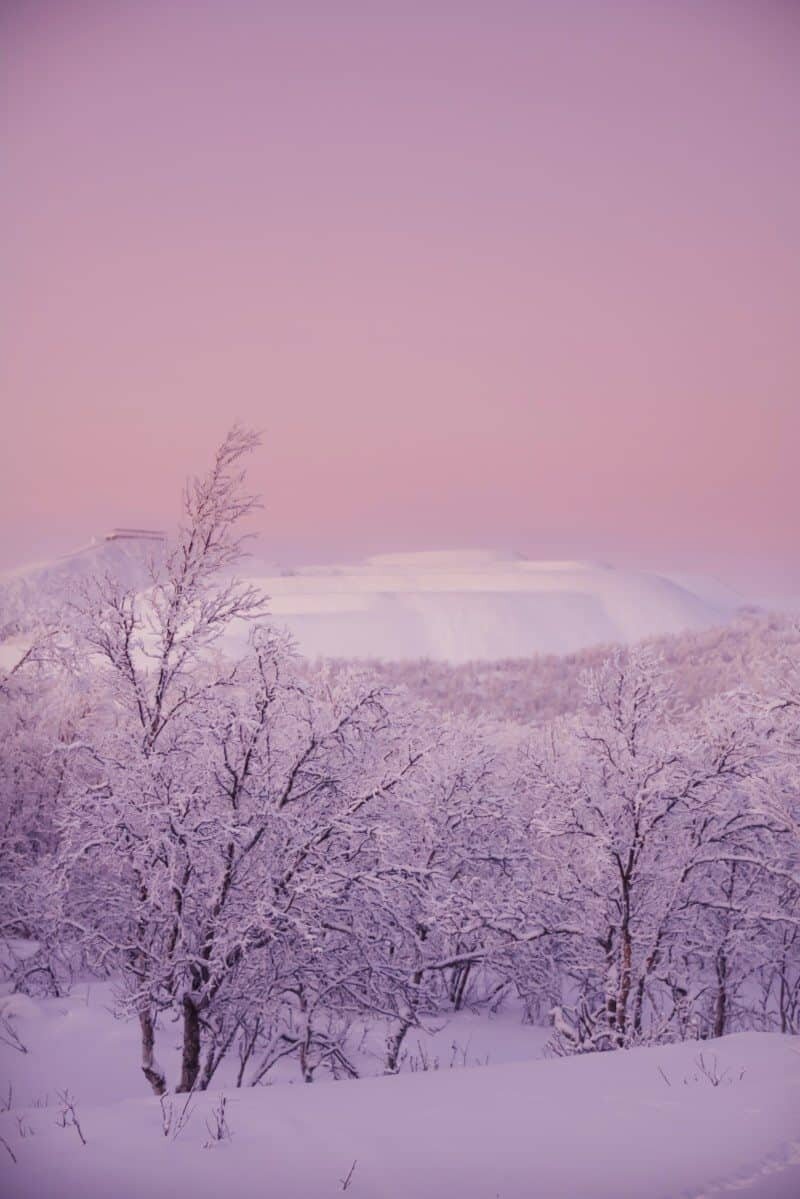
xmin=2 ymin=542 xmax=738 ymax=663
xmin=1 ymin=983 xmax=798 ymax=1199
xmin=4 ymin=537 xmax=162 ymax=592
xmin=226 ymin=549 xmax=734 ymax=661
xmin=0 ymin=536 xmax=162 ymax=632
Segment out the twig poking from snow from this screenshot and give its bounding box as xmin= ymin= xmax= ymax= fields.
xmin=340 ymin=1159 xmax=358 ymax=1191
xmin=681 ymin=1053 xmax=744 ymax=1089
xmin=657 ymin=1065 xmax=672 ymax=1087
xmin=16 ymin=1114 xmax=34 ymax=1139
xmin=0 ymin=1015 xmax=28 ymax=1055
xmin=203 ymin=1094 xmax=232 ymax=1148
xmin=160 ymin=1092 xmax=195 ymax=1141
xmin=0 ymin=1135 xmax=17 ymax=1164
xmin=55 ymin=1089 xmax=86 ymax=1145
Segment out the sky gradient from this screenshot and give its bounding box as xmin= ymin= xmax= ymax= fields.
xmin=2 ymin=1 xmax=799 ymax=586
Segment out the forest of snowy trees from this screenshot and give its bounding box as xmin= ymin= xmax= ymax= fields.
xmin=1 ymin=431 xmax=799 ymax=1096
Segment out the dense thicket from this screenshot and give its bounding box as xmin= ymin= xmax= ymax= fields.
xmin=2 ymin=431 xmax=798 ymax=1094
xmin=335 ymin=611 xmax=800 ymax=725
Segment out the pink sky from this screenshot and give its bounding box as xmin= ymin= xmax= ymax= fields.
xmin=2 ymin=1 xmax=799 ymax=584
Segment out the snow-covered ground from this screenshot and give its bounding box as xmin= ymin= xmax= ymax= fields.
xmin=0 ymin=981 xmax=551 ymax=1103
xmin=1 ymin=984 xmax=798 ymax=1199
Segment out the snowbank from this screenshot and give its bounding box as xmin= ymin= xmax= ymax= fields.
xmin=1 ymin=985 xmax=798 ymax=1199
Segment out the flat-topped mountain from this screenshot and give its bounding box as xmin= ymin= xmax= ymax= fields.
xmin=226 ymin=549 xmax=741 ymax=661
xmin=1 ymin=541 xmax=744 ymax=662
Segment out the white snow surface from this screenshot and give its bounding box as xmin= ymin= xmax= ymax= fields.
xmin=1 ymin=540 xmax=743 ymax=662
xmin=0 ymin=982 xmax=798 ymax=1198
xmin=225 ymin=549 xmax=736 ymax=661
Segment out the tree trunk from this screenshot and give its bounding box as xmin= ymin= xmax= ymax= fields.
xmin=177 ymin=995 xmax=201 ymax=1093
xmin=602 ymin=931 xmax=620 ymax=1046
xmin=617 ymin=926 xmax=632 ymax=1042
xmin=713 ymin=951 xmax=728 ymax=1039
xmin=139 ymin=1009 xmax=167 ymax=1096
xmin=452 ymin=962 xmax=472 ymax=1011
xmin=385 ymin=1019 xmax=411 ymax=1074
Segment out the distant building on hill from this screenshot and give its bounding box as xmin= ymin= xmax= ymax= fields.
xmin=103 ymin=528 xmax=166 ymax=543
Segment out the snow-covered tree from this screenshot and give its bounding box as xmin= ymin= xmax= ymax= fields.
xmin=58 ymin=431 xmax=428 ymax=1092
xmin=525 ymin=649 xmax=779 ymax=1050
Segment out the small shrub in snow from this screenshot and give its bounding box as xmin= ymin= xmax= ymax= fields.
xmin=203 ymin=1094 xmax=232 ymax=1148
xmin=55 ymin=1089 xmax=86 ymax=1145
xmin=15 ymin=1113 xmax=33 ymax=1139
xmin=159 ymin=1092 xmax=195 ymax=1141
xmin=682 ymin=1053 xmax=744 ymax=1088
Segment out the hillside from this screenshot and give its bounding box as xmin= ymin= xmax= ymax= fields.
xmin=1 ymin=983 xmax=798 ymax=1199
xmin=226 ymin=549 xmax=740 ymax=662
xmin=1 ymin=542 xmax=744 ymax=664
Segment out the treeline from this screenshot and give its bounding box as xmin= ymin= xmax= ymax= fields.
xmin=329 ymin=610 xmax=800 ymax=725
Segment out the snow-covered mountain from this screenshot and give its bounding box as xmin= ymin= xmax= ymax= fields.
xmin=0 ymin=532 xmax=163 ymax=637
xmin=2 ymin=541 xmax=743 ymax=662
xmin=225 ymin=549 xmax=740 ymax=662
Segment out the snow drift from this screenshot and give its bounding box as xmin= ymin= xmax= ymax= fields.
xmin=1 ymin=987 xmax=798 ymax=1199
